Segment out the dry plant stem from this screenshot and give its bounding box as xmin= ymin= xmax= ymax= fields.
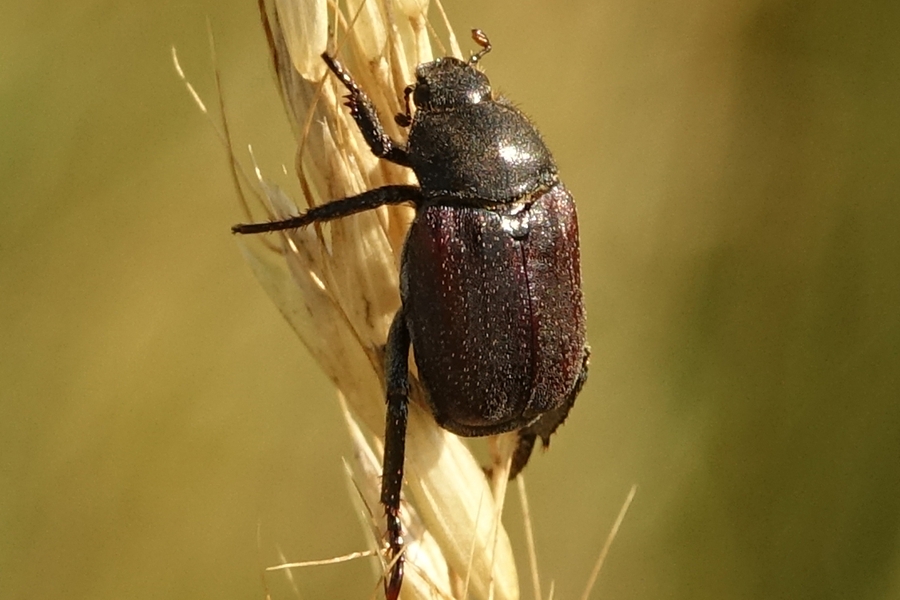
xmin=233 ymin=4 xmax=520 ymax=597
xmin=176 ymin=2 xmax=552 ymax=598
xmin=485 ymin=434 xmax=516 ymax=600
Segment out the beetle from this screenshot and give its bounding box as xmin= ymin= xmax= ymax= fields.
xmin=233 ymin=29 xmax=589 ymax=600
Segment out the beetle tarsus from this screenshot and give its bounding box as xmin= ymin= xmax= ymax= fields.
xmin=394 ymin=85 xmax=414 ymax=127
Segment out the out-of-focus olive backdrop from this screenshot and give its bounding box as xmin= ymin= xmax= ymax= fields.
xmin=3 ymin=1 xmax=899 ymax=599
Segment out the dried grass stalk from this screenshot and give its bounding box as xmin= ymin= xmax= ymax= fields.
xmin=236 ymin=1 xmax=519 ymax=598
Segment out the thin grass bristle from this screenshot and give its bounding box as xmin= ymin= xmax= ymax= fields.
xmin=580 ymin=485 xmax=638 ymax=600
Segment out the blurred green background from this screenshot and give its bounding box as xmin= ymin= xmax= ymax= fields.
xmin=3 ymin=1 xmax=899 ymax=598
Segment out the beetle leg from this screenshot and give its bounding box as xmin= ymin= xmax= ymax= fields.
xmin=231 ymin=185 xmax=424 ymax=234
xmin=394 ymin=85 xmax=414 ymax=127
xmin=509 ymin=345 xmax=591 ymax=479
xmin=322 ymin=53 xmax=412 ymax=168
xmin=382 ymin=310 xmax=411 ymax=600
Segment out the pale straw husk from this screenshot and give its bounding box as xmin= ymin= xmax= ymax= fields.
xmin=235 ymin=1 xmax=519 ymax=598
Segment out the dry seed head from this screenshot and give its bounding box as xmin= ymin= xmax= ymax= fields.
xmin=240 ymin=1 xmax=519 ymax=598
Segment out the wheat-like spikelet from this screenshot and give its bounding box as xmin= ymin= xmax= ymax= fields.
xmin=235 ymin=1 xmax=520 ymax=598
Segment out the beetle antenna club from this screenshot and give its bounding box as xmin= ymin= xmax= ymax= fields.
xmin=234 ymin=31 xmax=588 ymax=600
xmin=469 ymin=28 xmax=492 ymax=64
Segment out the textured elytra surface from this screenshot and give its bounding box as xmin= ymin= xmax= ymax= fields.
xmin=403 ymin=184 xmax=585 ymax=436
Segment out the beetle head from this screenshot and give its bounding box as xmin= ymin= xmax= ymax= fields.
xmin=412 ymin=57 xmax=491 ymax=110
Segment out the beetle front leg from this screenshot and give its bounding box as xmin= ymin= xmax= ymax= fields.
xmin=509 ymin=345 xmax=591 ymax=479
xmin=322 ymin=53 xmax=411 ymax=168
xmin=382 ymin=311 xmax=411 ymax=600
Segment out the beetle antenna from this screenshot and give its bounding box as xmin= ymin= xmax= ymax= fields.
xmin=469 ymin=29 xmax=492 ymax=64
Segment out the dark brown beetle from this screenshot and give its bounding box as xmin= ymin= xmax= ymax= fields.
xmin=234 ymin=30 xmax=589 ymax=600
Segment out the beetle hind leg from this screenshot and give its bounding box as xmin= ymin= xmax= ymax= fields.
xmin=381 ymin=311 xmax=411 ymax=600
xmin=509 ymin=345 xmax=591 ymax=479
